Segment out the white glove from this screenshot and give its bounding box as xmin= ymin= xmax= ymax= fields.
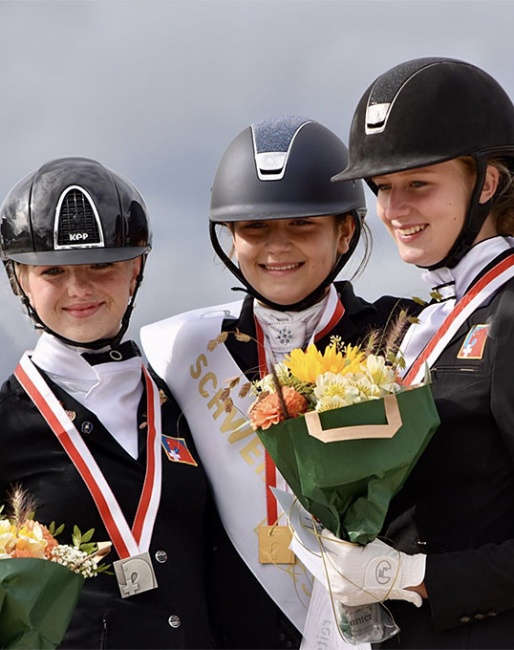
xmin=320 ymin=530 xmax=426 ymax=607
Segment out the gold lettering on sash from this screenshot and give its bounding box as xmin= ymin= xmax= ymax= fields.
xmin=190 ymin=352 xmax=312 ymax=596
xmin=240 ymin=436 xmax=263 ymax=465
xmin=199 ymin=372 xmax=217 ymax=397
xmin=190 ymin=354 xmax=208 ymax=379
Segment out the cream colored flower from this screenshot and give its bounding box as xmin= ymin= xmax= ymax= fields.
xmin=364 ymin=355 xmax=402 ymax=395
xmin=0 ymin=519 xmax=16 ymax=555
xmin=13 ymin=520 xmax=48 ymax=558
xmin=313 ymin=373 xmax=361 ymax=411
xmin=256 ymin=363 xmax=291 ymax=393
xmin=352 ymin=374 xmax=383 ymax=402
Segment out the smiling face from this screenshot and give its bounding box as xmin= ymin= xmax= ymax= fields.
xmin=17 ymin=259 xmax=142 ymax=343
xmin=373 ymin=159 xmax=499 ymax=268
xmin=231 ymin=215 xmax=355 ymax=306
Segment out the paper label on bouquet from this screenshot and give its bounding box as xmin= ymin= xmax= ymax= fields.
xmin=258 ymin=525 xmax=296 ymax=564
xmin=114 ymin=551 xmax=158 ymax=598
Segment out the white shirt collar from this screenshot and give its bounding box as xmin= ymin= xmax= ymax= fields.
xmin=423 ymin=236 xmax=514 ymax=300
xmin=29 ymin=333 xmax=143 ymax=458
xmin=253 ymin=291 xmax=330 ymax=362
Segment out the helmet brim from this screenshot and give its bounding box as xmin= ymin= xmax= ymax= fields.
xmin=7 ymin=246 xmax=149 ymax=266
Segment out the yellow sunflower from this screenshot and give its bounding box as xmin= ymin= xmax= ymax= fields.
xmin=285 ymin=341 xmax=365 ymax=384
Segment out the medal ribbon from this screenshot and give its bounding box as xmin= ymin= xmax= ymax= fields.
xmin=404 ymin=252 xmax=514 ymax=386
xmin=255 ymin=285 xmax=345 ymax=524
xmin=14 ymin=354 xmax=162 ymax=558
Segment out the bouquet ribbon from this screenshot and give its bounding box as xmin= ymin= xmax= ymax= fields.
xmin=305 ymin=393 xmax=402 ymax=443
xmin=256 ymin=383 xmax=440 ymax=545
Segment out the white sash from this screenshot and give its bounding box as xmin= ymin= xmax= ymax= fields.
xmin=141 ymin=302 xmax=313 ymax=632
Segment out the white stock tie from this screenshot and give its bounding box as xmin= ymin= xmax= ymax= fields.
xmin=400 ymin=280 xmax=456 ymax=376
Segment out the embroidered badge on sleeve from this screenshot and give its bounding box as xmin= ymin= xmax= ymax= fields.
xmin=457 ymin=324 xmax=490 ymax=360
xmin=161 ymin=435 xmax=198 ymax=466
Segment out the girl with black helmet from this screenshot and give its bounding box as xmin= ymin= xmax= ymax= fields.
xmin=320 ymin=58 xmax=514 ymax=648
xmin=0 ymin=157 xmax=215 ymax=648
xmin=141 ymin=116 xmax=416 ymax=649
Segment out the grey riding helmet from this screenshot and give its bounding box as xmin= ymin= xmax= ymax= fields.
xmin=210 ymin=115 xmax=367 ymax=310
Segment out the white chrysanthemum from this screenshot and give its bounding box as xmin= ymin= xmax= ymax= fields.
xmin=364 ymin=355 xmax=402 ymax=395
xmin=313 ymin=372 xmax=361 ymax=411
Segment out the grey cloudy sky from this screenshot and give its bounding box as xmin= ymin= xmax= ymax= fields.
xmin=0 ymin=0 xmax=512 ymax=375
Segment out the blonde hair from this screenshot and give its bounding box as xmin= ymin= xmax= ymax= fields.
xmin=457 ymin=155 xmax=514 ymax=235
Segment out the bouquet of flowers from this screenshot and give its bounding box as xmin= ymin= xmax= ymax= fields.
xmin=217 ymin=329 xmax=440 ymax=644
xmin=0 ymin=486 xmax=111 ymax=649
xmin=246 ymin=335 xmax=439 ymax=545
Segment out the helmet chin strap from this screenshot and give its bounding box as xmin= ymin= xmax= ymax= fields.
xmin=422 ymin=154 xmax=492 ymax=271
xmin=210 ymin=214 xmax=361 ymax=311
xmin=14 ymin=259 xmax=146 ymax=351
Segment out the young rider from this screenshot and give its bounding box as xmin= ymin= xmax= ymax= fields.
xmin=0 ymin=157 xmax=215 ymax=648
xmin=142 ymin=116 xmax=415 ymax=648
xmin=324 ymin=57 xmax=514 ymax=649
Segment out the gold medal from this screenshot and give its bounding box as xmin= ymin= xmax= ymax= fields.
xmin=258 ymin=525 xmax=296 ymax=564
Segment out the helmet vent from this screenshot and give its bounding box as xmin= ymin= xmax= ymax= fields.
xmin=54 ymin=186 xmax=105 ymax=250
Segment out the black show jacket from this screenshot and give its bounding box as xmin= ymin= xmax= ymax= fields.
xmin=0 ymin=368 xmax=214 ymax=649
xmin=380 ymin=272 xmax=514 ymax=649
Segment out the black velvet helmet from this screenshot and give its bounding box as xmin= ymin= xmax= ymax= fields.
xmin=210 ymin=115 xmax=367 ymax=310
xmin=333 ymin=57 xmax=514 ymax=269
xmin=0 ymin=156 xmax=151 ymax=265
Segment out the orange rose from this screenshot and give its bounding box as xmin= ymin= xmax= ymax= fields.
xmin=250 ymin=386 xmax=308 ymax=430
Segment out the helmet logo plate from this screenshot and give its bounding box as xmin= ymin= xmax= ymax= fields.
xmin=365 ymin=102 xmax=391 ymax=134
xmin=54 ymin=185 xmax=105 ymax=250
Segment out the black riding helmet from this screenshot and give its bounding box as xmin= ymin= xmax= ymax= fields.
xmin=332 ymin=57 xmax=514 ymax=270
xmin=210 ymin=115 xmax=367 ymax=311
xmin=0 ymin=156 xmax=151 ymax=347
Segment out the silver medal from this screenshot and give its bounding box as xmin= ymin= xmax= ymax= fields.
xmin=114 ymin=551 xmax=158 ymax=598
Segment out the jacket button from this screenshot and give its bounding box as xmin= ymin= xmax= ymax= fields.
xmin=168 ymin=614 xmax=181 ymax=628
xmin=486 ymin=610 xmax=498 ymax=617
xmin=474 ymin=613 xmax=485 ymax=620
xmin=155 ymin=550 xmax=168 ymax=563
xmin=459 ymin=616 xmax=472 ymax=624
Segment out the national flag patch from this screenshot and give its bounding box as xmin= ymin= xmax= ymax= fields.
xmin=457 ymin=324 xmax=489 ymax=360
xmin=161 ymin=436 xmax=198 ymax=466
